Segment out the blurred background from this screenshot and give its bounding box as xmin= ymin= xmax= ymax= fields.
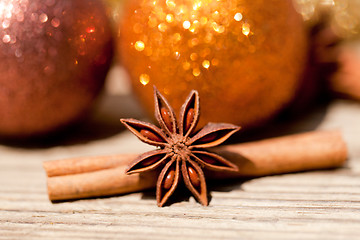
xmin=1 ymin=0 xmax=360 ymax=146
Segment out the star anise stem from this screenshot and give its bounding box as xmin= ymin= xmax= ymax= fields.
xmin=121 ymin=86 xmax=240 ymax=207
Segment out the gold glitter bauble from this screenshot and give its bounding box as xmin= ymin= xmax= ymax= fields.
xmin=119 ymin=0 xmax=307 ymax=129
xmin=0 ymin=0 xmax=113 ymax=137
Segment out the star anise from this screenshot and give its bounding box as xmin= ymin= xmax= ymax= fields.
xmin=121 ymin=86 xmax=240 ymax=207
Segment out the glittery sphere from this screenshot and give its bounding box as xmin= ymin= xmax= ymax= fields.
xmin=119 ymin=0 xmax=307 ymax=129
xmin=0 ymin=0 xmax=113 ymax=137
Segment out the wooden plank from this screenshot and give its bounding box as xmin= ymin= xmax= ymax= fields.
xmin=1 ymin=98 xmax=360 ymax=239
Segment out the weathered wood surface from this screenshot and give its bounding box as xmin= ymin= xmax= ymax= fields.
xmin=1 ymin=87 xmax=360 ymax=239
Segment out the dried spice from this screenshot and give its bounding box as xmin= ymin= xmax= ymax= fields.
xmin=121 ymin=87 xmax=240 ymax=206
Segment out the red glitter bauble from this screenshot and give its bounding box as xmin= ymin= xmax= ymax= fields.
xmin=0 ymin=0 xmax=113 ymax=137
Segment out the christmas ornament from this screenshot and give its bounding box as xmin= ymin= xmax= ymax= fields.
xmin=294 ymin=0 xmax=360 ymax=38
xmin=0 ymin=0 xmax=113 ymax=137
xmin=118 ymin=0 xmax=307 ymax=129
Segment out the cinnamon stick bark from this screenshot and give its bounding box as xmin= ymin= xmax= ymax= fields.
xmin=46 ymin=165 xmax=157 ymax=201
xmin=44 ymin=130 xmax=347 ymax=201
xmin=209 ymin=130 xmax=347 ymax=178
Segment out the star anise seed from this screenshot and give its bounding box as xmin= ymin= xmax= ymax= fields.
xmin=121 ymin=86 xmax=240 ymax=207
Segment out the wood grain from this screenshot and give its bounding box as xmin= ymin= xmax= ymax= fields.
xmin=1 ymin=98 xmax=360 ymax=239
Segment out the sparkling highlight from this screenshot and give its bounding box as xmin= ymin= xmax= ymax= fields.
xmin=192 ymin=68 xmax=200 ymax=77
xmin=39 ymin=13 xmax=48 ymax=23
xmin=166 ymin=13 xmax=174 ymax=23
xmin=135 ymin=41 xmax=145 ymax=51
xmin=2 ymin=34 xmax=10 ymax=43
xmin=183 ymin=20 xmax=191 ymax=29
xmin=202 ymin=60 xmax=210 ymax=69
xmin=242 ymin=23 xmax=251 ymax=36
xmin=234 ymin=12 xmax=242 ymax=21
xmin=139 ymin=73 xmax=150 ymax=85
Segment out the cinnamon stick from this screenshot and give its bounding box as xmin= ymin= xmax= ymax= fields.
xmin=43 ymin=130 xmax=347 ymax=201
xmin=44 ymin=154 xmax=137 ymax=177
xmin=46 ymin=165 xmax=157 ymax=201
xmin=209 ymin=130 xmax=347 ymax=178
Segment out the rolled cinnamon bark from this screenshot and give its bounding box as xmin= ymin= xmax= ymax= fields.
xmin=47 ymin=165 xmax=157 ymax=201
xmin=209 ymin=130 xmax=347 ymax=178
xmin=44 ymin=130 xmax=347 ymax=201
xmin=44 ymin=154 xmax=137 ymax=177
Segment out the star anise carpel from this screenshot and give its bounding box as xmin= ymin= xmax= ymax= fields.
xmin=121 ymin=86 xmax=240 ymax=207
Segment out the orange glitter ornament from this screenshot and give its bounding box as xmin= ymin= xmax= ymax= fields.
xmin=118 ymin=0 xmax=307 ymax=129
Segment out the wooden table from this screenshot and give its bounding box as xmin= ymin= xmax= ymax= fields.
xmin=1 ymin=75 xmax=360 ymax=239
